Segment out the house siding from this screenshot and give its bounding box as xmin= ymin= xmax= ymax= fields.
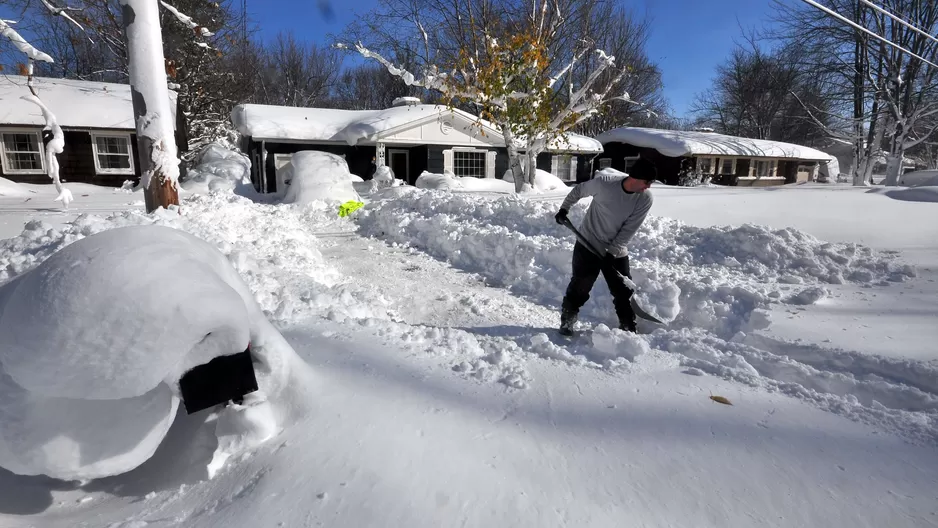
xmin=0 ymin=127 xmax=142 ymax=187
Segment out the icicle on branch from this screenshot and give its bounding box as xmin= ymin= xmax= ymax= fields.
xmin=38 ymin=0 xmax=87 ymax=33
xmin=160 ymin=1 xmax=214 ymax=37
xmin=0 ymin=19 xmax=54 ymax=63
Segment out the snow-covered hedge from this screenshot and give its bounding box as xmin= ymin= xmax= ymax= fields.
xmin=179 ymin=142 xmax=256 ymax=196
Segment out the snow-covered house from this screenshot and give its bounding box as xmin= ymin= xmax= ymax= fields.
xmin=595 ymin=127 xmax=833 ymax=186
xmin=230 ymin=98 xmax=602 ymax=193
xmin=0 ymin=76 xmax=187 ymax=187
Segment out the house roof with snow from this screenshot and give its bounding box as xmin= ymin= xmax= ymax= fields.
xmin=597 ymin=127 xmax=832 ymax=161
xmin=231 ymin=103 xmax=504 ymax=146
xmin=231 ymin=102 xmax=602 ymax=154
xmin=0 ymin=75 xmax=178 ymax=130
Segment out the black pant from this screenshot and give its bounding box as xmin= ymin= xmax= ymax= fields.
xmin=561 ymin=242 xmax=635 ymax=325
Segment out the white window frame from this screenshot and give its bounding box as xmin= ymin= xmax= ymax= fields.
xmin=719 ymin=157 xmax=736 ymax=175
xmin=697 ymin=156 xmax=714 ymax=174
xmin=551 ymin=154 xmax=578 ymax=182
xmin=444 ymin=147 xmax=494 ymax=179
xmin=0 ymin=128 xmax=46 ymax=175
xmin=91 ymin=132 xmax=135 ymax=175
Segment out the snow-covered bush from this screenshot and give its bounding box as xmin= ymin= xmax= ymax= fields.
xmin=502 ymin=168 xmax=568 ymax=191
xmin=179 ymin=142 xmax=256 ymax=197
xmin=0 ymin=225 xmax=304 ymax=480
xmin=282 ymin=151 xmax=361 ymax=205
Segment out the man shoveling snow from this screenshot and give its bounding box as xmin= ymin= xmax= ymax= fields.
xmin=554 ymin=159 xmax=656 ymax=335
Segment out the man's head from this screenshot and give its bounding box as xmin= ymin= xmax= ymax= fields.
xmin=624 ymin=157 xmax=656 ymax=192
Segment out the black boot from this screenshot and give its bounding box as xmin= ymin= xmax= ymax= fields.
xmin=559 ymin=309 xmax=578 ymax=336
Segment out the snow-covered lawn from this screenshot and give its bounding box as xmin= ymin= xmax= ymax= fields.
xmin=0 ymin=176 xmax=936 ymax=528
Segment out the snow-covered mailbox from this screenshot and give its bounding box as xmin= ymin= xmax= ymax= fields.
xmin=0 ymin=225 xmax=303 ymax=481
xmin=0 ymin=75 xmax=187 ymax=187
xmin=594 ymin=127 xmax=833 ymax=187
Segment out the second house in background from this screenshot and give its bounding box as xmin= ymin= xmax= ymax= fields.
xmin=230 ymin=97 xmax=602 ymax=194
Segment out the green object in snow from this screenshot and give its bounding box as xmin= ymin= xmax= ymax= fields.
xmin=338 ymin=200 xmax=364 ymax=217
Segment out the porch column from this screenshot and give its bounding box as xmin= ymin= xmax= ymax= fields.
xmin=377 ymin=142 xmax=386 ymax=166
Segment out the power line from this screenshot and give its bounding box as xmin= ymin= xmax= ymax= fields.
xmin=798 ymin=0 xmax=938 ymax=69
xmin=859 ymin=0 xmax=938 ymax=49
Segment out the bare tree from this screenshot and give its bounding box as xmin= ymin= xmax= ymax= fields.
xmin=340 ymin=0 xmax=656 ymax=192
xmin=252 ymin=31 xmax=340 ymax=108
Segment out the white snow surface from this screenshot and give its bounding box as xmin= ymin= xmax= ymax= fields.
xmin=281 ymin=151 xmax=361 ymax=205
xmin=0 ymin=75 xmax=177 ymax=130
xmin=0 ymin=177 xmax=30 ymax=198
xmin=598 ymin=126 xmax=833 ymax=160
xmin=0 ymin=178 xmax=936 ymax=527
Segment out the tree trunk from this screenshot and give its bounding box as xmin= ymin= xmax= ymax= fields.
xmin=120 ymin=0 xmax=180 ymax=213
xmin=501 ymin=124 xmax=526 ymax=193
xmin=884 ymin=153 xmax=902 ymax=186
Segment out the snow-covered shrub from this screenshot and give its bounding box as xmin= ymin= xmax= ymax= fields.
xmin=179 ymin=142 xmax=256 ymax=197
xmin=282 ymin=151 xmax=361 ymax=205
xmin=502 ymin=168 xmax=568 ymax=191
xmin=416 ymin=170 xmax=463 ymax=190
xmin=0 ymin=225 xmax=304 ymax=480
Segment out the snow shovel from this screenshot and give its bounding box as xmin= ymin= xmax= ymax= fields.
xmin=561 ymin=218 xmax=665 ymax=325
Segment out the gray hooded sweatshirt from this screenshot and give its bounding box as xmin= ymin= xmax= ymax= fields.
xmin=560 ymin=174 xmax=653 ymax=258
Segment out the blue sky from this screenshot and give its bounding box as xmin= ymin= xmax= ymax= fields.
xmin=249 ymin=0 xmax=782 ymax=118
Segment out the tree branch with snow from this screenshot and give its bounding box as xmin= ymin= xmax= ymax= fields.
xmin=340 ymin=0 xmax=640 ymax=193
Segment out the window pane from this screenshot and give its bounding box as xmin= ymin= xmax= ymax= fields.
xmin=98 ymin=153 xmax=131 ymax=170
xmin=554 ymin=155 xmax=573 ymax=180
xmin=721 ymin=159 xmax=733 ymax=174
xmin=3 ymin=133 xmax=41 ymax=154
xmin=96 ymin=136 xmax=130 ymax=155
xmin=453 ymin=151 xmax=486 ymax=178
xmin=8 ymin=152 xmax=42 ymax=170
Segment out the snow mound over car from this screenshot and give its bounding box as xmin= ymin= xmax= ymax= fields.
xmin=0 ymin=225 xmax=308 ymax=480
xmin=282 ymin=151 xmax=361 ymax=205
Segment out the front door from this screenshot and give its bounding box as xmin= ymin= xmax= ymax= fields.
xmin=388 ymin=149 xmax=409 ymax=182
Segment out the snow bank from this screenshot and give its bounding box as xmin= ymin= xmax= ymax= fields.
xmin=502 ymin=168 xmax=570 ymax=192
xmin=898 ymin=169 xmax=938 ymax=187
xmin=282 ymin=151 xmax=361 ymax=205
xmin=180 ymin=143 xmax=256 ymax=196
xmin=356 ymin=190 xmax=915 ymax=336
xmin=0 ymin=223 xmax=310 ymax=480
xmin=415 ymin=170 xmax=515 ymax=192
xmin=0 ymin=176 xmax=31 ymax=197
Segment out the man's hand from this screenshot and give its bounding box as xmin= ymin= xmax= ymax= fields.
xmin=555 ymin=208 xmax=568 ymax=225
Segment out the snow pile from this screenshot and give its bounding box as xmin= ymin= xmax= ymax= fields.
xmin=356 ymin=189 xmax=915 ymax=335
xmin=282 ymin=151 xmax=361 ymax=205
xmin=898 ymin=169 xmax=938 ymax=187
xmin=502 ymin=168 xmax=570 ymax=191
xmin=415 ymin=170 xmax=515 ymax=192
xmin=0 ymin=176 xmax=30 ymax=197
xmin=180 ymin=143 xmax=256 ymax=196
xmin=0 ymin=225 xmax=307 ymax=480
